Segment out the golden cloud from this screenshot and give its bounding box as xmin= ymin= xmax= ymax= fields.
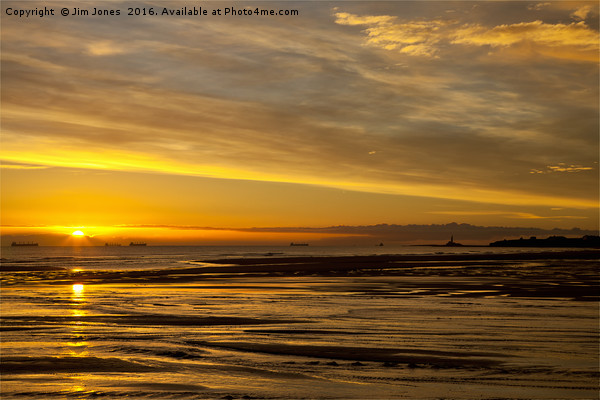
xmin=528 ymin=3 xmax=551 ymax=11
xmin=452 ymin=20 xmax=598 ymax=49
xmin=571 ymin=5 xmax=593 ymax=21
xmin=335 ymin=12 xmax=449 ymax=57
xmin=530 ymin=163 xmax=595 ymax=174
xmin=86 ymin=40 xmax=127 ymax=56
xmin=334 ymin=12 xmax=396 ymax=26
xmin=428 ymin=211 xmax=588 ymax=220
xmin=335 ymin=12 xmax=599 ymax=60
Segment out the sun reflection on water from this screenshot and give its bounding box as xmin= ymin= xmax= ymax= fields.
xmin=72 ymin=283 xmax=84 ymax=294
xmin=71 ymin=283 xmax=86 ymax=304
xmin=62 ymin=383 xmax=86 ymax=397
xmin=71 ymin=309 xmax=87 ymax=318
xmin=67 ymin=283 xmax=89 ymax=356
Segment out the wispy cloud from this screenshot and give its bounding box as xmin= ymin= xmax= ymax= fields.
xmin=427 ymin=211 xmax=589 ymax=220
xmin=86 ymin=40 xmax=128 ymax=56
xmin=528 ymin=3 xmax=551 ymax=11
xmin=530 ymin=163 xmax=594 ymax=174
xmin=334 ymin=12 xmax=599 ymax=60
xmin=452 ymin=20 xmax=598 ymax=51
xmin=0 ymin=161 xmax=49 ymax=170
xmin=335 ymin=12 xmax=450 ymax=57
xmin=571 ymin=5 xmax=594 ymax=20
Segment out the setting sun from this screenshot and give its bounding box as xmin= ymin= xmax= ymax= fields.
xmin=72 ymin=230 xmax=85 ymax=237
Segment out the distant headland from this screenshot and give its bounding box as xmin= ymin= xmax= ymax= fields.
xmin=417 ymin=235 xmax=599 ymax=248
xmin=489 ymin=235 xmax=599 ymax=248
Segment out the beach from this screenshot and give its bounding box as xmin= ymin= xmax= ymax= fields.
xmin=3 ymin=0 xmax=599 ymax=398
xmin=1 ymin=247 xmax=598 ymax=399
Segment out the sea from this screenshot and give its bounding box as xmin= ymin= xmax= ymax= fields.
xmin=1 ymin=245 xmax=598 ymax=399
xmin=0 ymin=244 xmax=591 ymax=270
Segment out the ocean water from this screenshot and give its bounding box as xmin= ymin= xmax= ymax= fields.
xmin=0 ymin=244 xmax=590 ymax=270
xmin=1 ymin=246 xmax=598 ymax=399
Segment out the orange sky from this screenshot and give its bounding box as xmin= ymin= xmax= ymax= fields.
xmin=1 ymin=1 xmax=598 ymax=245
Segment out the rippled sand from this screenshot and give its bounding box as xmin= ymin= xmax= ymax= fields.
xmin=1 ymin=251 xmax=598 ymax=399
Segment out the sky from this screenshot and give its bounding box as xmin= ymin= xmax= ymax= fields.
xmin=1 ymin=1 xmax=599 ymax=245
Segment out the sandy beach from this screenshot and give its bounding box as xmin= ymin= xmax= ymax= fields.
xmin=1 ymin=249 xmax=598 ymax=399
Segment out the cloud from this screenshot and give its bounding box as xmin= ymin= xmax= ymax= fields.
xmin=334 ymin=11 xmax=599 ymax=60
xmin=506 ymin=213 xmax=588 ymax=220
xmin=335 ymin=12 xmax=450 ymax=57
xmin=86 ymin=40 xmax=128 ymax=56
xmin=0 ymin=161 xmax=49 ymax=170
xmin=115 ymin=224 xmax=226 ymax=231
xmin=334 ymin=12 xmax=396 ymax=27
xmin=428 ymin=211 xmax=524 ymax=216
xmin=530 ymin=163 xmax=594 ymax=174
xmin=571 ymin=5 xmax=593 ymax=20
xmin=528 ymin=3 xmax=551 ymax=11
xmin=452 ymin=20 xmax=599 ymax=50
xmin=427 ymin=211 xmax=588 ymax=220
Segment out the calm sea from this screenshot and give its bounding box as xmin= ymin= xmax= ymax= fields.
xmin=0 ymin=244 xmax=586 ymax=271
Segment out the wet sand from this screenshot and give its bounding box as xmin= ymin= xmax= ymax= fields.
xmin=1 ymin=250 xmax=598 ymax=399
xmin=2 ymin=250 xmax=598 ymax=300
xmin=190 ymin=341 xmax=505 ymax=368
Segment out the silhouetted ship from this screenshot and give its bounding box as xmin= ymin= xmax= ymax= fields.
xmin=290 ymin=242 xmax=308 ymax=246
xmin=444 ymin=235 xmax=463 ymax=247
xmin=129 ymin=242 xmax=147 ymax=246
xmin=11 ymin=242 xmax=38 ymax=247
xmin=105 ymin=243 xmax=122 ymax=246
xmin=490 ymin=235 xmax=600 ymax=248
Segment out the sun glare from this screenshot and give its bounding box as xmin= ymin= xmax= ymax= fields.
xmin=72 ymin=230 xmax=85 ymax=237
xmin=72 ymin=284 xmax=84 ymax=293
